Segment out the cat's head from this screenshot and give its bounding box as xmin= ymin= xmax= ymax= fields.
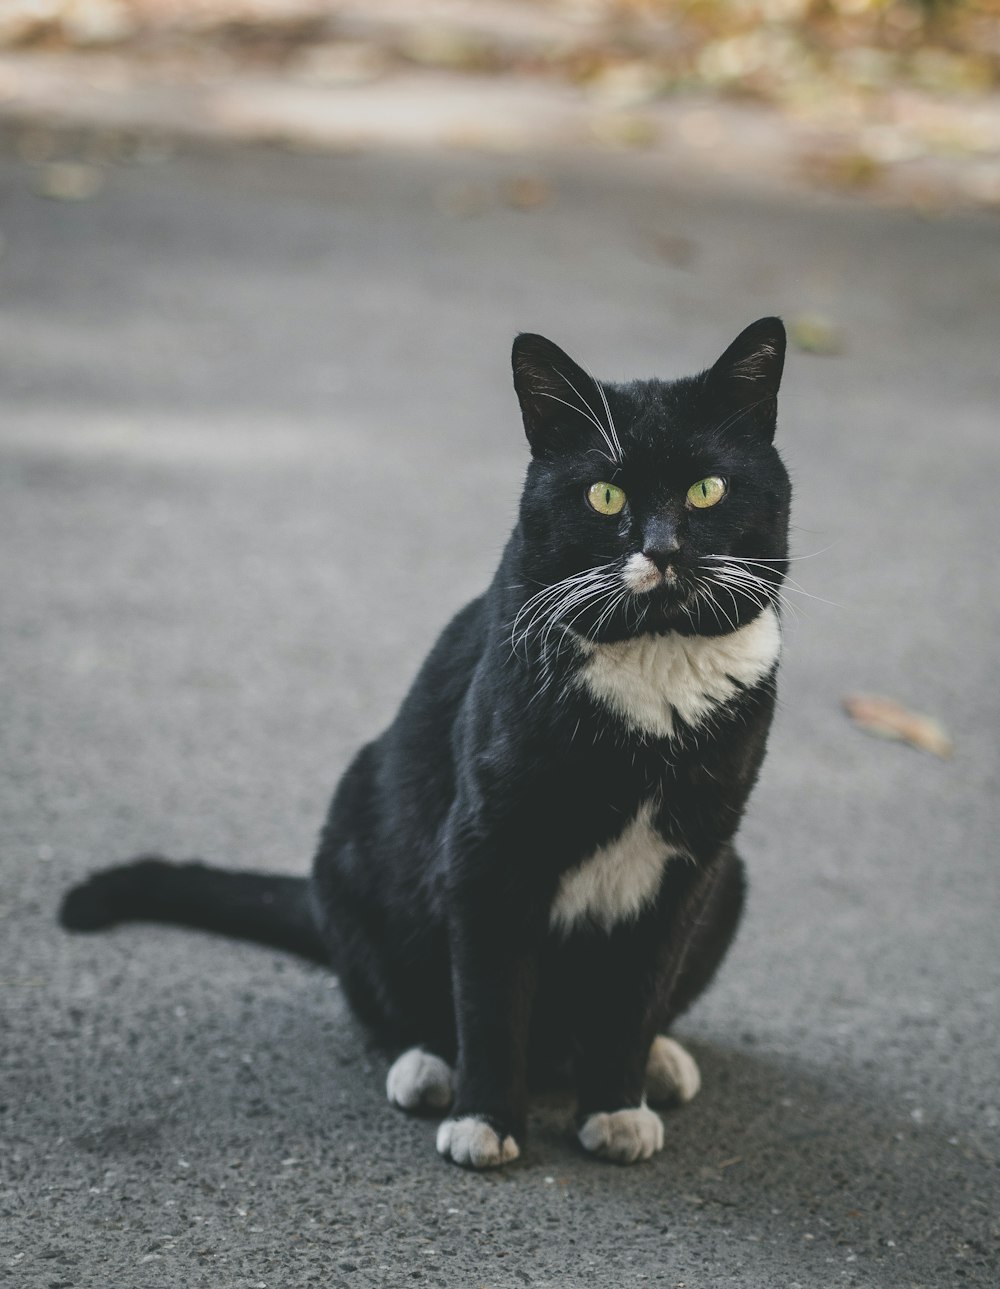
xmin=512 ymin=319 xmax=791 ymax=643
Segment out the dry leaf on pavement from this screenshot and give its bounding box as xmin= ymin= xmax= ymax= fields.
xmin=34 ymin=161 xmax=105 ymax=201
xmin=842 ymin=694 xmax=954 ymax=758
xmin=502 ymin=175 xmax=553 ymax=211
xmin=789 ymin=312 xmax=844 ymax=356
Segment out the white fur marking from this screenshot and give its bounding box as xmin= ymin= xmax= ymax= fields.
xmin=578 ymin=606 xmax=780 ymax=739
xmin=622 ymin=552 xmax=662 ymax=594
xmin=436 ymin=1116 xmax=520 ymax=1169
xmin=578 ymin=1103 xmax=664 ymax=1164
xmin=645 ymin=1036 xmax=701 ymax=1105
xmin=386 ymin=1047 xmax=454 ymax=1112
xmin=550 ymin=801 xmax=682 ymax=934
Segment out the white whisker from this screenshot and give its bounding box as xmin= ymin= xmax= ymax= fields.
xmin=713 ymin=564 xmax=839 ymax=610
xmin=537 ymin=389 xmax=617 ymax=463
xmin=708 ymin=396 xmax=774 ymax=439
xmin=508 ymin=562 xmax=621 ymax=664
xmin=702 ymin=544 xmax=838 ymax=564
xmin=548 ymin=366 xmax=623 ymax=464
xmin=538 ymin=581 xmax=612 ymax=654
xmin=700 ymin=567 xmax=802 ymax=622
xmin=695 ymin=583 xmax=734 ymax=633
xmin=580 ymin=361 xmax=623 ymax=462
xmin=588 ymin=585 xmax=631 ymax=640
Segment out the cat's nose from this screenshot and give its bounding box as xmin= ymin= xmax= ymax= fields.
xmin=642 ymin=525 xmax=681 ymax=572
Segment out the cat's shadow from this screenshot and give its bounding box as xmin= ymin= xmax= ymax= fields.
xmin=527 ymin=1034 xmax=991 ymax=1281
xmin=64 ymin=958 xmax=991 ymax=1285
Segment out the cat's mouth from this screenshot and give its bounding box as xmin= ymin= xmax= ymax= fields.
xmin=611 ymin=557 xmax=710 ymax=637
xmin=621 ymin=554 xmax=691 ymax=601
xmin=640 ymin=582 xmax=699 ymax=624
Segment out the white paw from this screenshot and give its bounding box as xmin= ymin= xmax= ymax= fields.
xmin=578 ymin=1104 xmax=664 ymax=1164
xmin=386 ymin=1048 xmax=454 ymax=1113
xmin=436 ymin=1116 xmax=520 ymax=1169
xmin=645 ymin=1035 xmax=701 ymax=1105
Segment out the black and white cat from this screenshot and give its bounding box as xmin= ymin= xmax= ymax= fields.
xmin=61 ymin=318 xmax=791 ymax=1169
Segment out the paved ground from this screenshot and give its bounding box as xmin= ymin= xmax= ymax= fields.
xmin=1 ymin=140 xmax=998 ymax=1288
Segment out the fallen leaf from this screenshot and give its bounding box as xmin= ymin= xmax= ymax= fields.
xmin=503 ymin=175 xmax=553 ymax=211
xmin=650 ymin=231 xmax=699 ymax=269
xmin=842 ymin=694 xmax=954 ymax=758
xmin=789 ymin=312 xmax=844 ymax=356
xmin=34 ymin=162 xmax=105 ymax=202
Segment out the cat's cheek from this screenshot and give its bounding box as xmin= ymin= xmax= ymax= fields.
xmin=436 ymin=1117 xmax=520 ymax=1169
xmin=578 ymin=1105 xmax=665 ymax=1164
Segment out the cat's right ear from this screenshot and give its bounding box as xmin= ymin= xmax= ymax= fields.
xmin=704 ymin=317 xmax=786 ymax=441
xmin=512 ymin=333 xmax=602 ymax=457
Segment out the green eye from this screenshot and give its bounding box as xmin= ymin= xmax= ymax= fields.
xmin=587 ymin=481 xmax=627 ymax=516
xmin=687 ymin=476 xmax=727 ymax=509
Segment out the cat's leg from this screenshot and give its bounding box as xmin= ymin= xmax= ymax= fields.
xmin=658 ymin=844 xmax=746 ymax=1025
xmin=643 ymin=847 xmax=744 ymax=1106
xmin=571 ymin=853 xmax=739 ymax=1163
xmin=434 ymin=861 xmax=537 ymax=1168
xmin=435 ymin=929 xmax=535 ymax=1167
xmin=568 ymin=931 xmax=668 ymax=1165
xmin=386 ymin=1047 xmax=454 ymax=1113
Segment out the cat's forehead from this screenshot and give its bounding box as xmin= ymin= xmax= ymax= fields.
xmin=603 ymin=378 xmax=723 ymax=472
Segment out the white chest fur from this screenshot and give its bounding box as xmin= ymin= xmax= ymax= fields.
xmin=576 ymin=606 xmax=781 ymax=740
xmin=550 ymin=801 xmax=683 ymax=934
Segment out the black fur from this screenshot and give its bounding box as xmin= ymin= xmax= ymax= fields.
xmin=61 ymin=319 xmax=791 ymax=1164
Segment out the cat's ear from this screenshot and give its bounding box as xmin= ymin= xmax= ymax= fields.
xmin=706 ymin=317 xmax=786 ymax=440
xmin=512 ymin=333 xmax=605 ymax=457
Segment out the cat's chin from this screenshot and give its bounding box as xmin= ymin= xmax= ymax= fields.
xmin=620 ymin=583 xmax=699 ymax=637
xmin=604 ymin=590 xmax=760 ymax=641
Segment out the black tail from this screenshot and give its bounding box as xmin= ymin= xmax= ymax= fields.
xmin=59 ymin=856 xmax=330 ymax=965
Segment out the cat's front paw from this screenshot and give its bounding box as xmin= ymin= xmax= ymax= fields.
xmin=578 ymin=1105 xmax=664 ymax=1164
xmin=386 ymin=1047 xmax=454 ymax=1113
xmin=436 ymin=1116 xmax=520 ymax=1169
xmin=645 ymin=1035 xmax=701 ymax=1105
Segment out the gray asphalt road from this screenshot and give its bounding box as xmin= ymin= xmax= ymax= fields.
xmin=1 ymin=139 xmax=998 ymax=1289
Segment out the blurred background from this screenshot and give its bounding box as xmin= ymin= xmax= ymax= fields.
xmin=1 ymin=3 xmax=998 ymax=1288
xmin=1 ymin=0 xmax=999 ymax=207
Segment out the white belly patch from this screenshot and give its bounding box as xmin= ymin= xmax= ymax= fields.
xmin=577 ymin=606 xmax=780 ymax=740
xmin=550 ymin=801 xmax=683 ymax=934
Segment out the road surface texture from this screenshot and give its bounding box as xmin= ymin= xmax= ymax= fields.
xmin=1 ymin=139 xmax=998 ymax=1288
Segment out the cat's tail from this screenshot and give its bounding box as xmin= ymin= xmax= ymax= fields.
xmin=59 ymin=856 xmax=329 ymax=965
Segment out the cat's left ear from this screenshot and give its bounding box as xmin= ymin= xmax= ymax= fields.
xmin=706 ymin=317 xmax=786 ymax=441
xmin=512 ymin=333 xmax=607 ymax=458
